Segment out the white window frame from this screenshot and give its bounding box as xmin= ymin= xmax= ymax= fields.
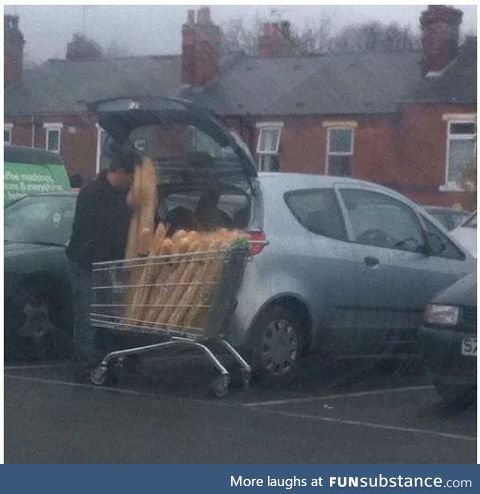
xmin=96 ymin=124 xmax=106 ymax=174
xmin=43 ymin=123 xmax=63 ymax=153
xmin=326 ymin=126 xmax=355 ymax=176
xmin=4 ymin=123 xmax=13 ymax=144
xmin=256 ymin=121 xmax=283 ymax=172
xmin=442 ymin=117 xmax=476 ymax=191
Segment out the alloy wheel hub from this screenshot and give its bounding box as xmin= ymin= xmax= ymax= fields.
xmin=261 ymin=318 xmax=298 ymax=375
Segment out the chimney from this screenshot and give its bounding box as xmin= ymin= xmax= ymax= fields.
xmin=181 ymin=7 xmax=221 ymax=87
xmin=66 ymin=33 xmax=103 ymax=61
xmin=420 ymin=5 xmax=463 ymax=75
xmin=258 ymin=21 xmax=295 ymax=57
xmin=4 ymin=15 xmax=25 ymax=86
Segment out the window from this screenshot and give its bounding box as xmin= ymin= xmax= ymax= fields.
xmin=327 ymin=127 xmax=354 ymax=177
xmin=96 ymin=125 xmax=108 ymax=173
xmin=463 ymin=212 xmax=476 ymax=228
xmin=44 ymin=123 xmax=63 ymax=153
xmin=446 ymin=121 xmax=476 ymax=188
xmin=421 ymin=216 xmax=464 ymax=260
xmin=4 ymin=123 xmax=13 ymax=144
xmin=341 ymin=189 xmax=424 ymax=252
xmin=256 ymin=123 xmax=282 ymax=172
xmin=4 ymin=195 xmax=76 ymax=247
xmin=285 ymin=189 xmax=347 ymax=240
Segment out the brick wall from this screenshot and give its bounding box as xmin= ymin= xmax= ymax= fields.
xmin=232 ymin=109 xmax=475 ymax=209
xmin=5 ymin=113 xmax=99 ymax=181
xmin=394 ymin=103 xmax=476 ymax=208
xmin=6 ymin=104 xmax=476 ymax=209
xmin=247 ymin=114 xmax=398 ymax=181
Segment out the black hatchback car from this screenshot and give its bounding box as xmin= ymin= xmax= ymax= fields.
xmin=420 ymin=272 xmax=477 ymax=405
xmin=4 ymin=192 xmax=77 ymax=361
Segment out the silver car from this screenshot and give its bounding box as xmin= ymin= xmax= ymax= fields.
xmin=221 ymin=174 xmax=475 ymax=378
xmin=95 ymin=97 xmax=476 ymax=380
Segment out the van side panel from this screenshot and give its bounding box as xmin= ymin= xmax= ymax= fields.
xmin=4 ymin=162 xmax=71 ymax=205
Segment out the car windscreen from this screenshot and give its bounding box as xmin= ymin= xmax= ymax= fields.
xmin=4 ymin=195 xmax=76 ymax=246
xmin=463 ymin=213 xmax=477 ymax=228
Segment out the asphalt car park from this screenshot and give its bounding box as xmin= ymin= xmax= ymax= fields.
xmin=4 ymin=354 xmax=476 ymax=464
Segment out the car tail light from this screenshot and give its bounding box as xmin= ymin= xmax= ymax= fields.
xmin=248 ymin=231 xmax=267 ymax=256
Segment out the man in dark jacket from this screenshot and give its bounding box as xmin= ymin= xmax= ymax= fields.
xmin=67 ymin=152 xmax=135 ymax=378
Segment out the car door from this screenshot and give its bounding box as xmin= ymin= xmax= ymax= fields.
xmin=336 ymin=186 xmax=460 ymax=356
xmin=284 ymin=187 xmax=358 ymax=352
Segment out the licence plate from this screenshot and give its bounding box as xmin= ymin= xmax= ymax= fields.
xmin=461 ymin=337 xmax=477 ymax=357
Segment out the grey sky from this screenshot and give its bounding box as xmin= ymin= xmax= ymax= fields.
xmin=4 ymin=4 xmax=478 ymax=64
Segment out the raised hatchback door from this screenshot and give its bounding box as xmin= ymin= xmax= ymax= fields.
xmin=89 ymin=96 xmax=257 ymax=190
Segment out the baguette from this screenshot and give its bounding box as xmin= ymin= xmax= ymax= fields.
xmin=124 ymin=162 xmax=144 ymax=259
xmin=126 ymin=223 xmax=168 ymax=322
xmin=144 ymin=236 xmax=190 ymax=325
xmin=159 ymin=239 xmax=206 ymax=327
xmin=125 ymin=158 xmax=158 ymax=259
xmin=185 ymin=233 xmax=244 ymax=331
xmin=181 ymin=239 xmax=223 ymax=331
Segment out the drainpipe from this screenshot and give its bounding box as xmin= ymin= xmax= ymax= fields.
xmin=31 ymin=115 xmax=35 ymax=147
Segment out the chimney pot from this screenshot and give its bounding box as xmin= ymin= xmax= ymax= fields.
xmin=197 ymin=6 xmax=211 ymax=25
xmin=181 ymin=7 xmax=221 ymax=86
xmin=4 ymin=14 xmax=25 ymax=86
xmin=259 ymin=20 xmax=295 ymax=57
xmin=420 ymin=5 xmax=463 ymax=74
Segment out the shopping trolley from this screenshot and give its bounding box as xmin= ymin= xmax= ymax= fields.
xmin=89 ymin=244 xmax=251 ymax=397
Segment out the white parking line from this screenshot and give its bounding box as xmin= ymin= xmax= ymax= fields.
xmin=4 ymin=362 xmax=71 ymax=371
xmin=5 ymin=374 xmax=474 ymax=443
xmin=256 ymin=409 xmax=476 ymax=443
xmin=4 ymin=374 xmax=236 ymax=408
xmin=242 ymin=385 xmax=434 ymax=407
xmin=5 ymin=374 xmax=178 ymax=400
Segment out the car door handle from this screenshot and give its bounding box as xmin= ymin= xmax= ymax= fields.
xmin=364 ymin=256 xmax=380 ymax=268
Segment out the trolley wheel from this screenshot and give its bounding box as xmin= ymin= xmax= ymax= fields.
xmin=212 ymin=375 xmax=230 ymax=398
xmin=90 ymin=365 xmax=109 ymax=386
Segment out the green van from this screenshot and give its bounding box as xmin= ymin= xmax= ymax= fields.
xmin=4 ymin=145 xmax=71 ymax=206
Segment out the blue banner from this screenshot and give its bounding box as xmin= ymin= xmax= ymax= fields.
xmin=0 ymin=464 xmax=478 ymax=493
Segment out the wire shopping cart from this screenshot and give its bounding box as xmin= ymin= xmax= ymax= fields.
xmin=89 ymin=245 xmax=251 ymax=397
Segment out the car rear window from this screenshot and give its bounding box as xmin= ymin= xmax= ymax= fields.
xmin=285 ymin=189 xmax=347 ymax=240
xmin=160 ymin=190 xmax=250 ymax=231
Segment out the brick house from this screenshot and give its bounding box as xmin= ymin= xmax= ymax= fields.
xmin=4 ymin=6 xmax=477 ymax=208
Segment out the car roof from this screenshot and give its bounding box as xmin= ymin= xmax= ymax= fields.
xmin=11 ymin=191 xmax=78 ymax=199
xmin=424 ymin=205 xmax=468 ymax=214
xmin=259 ymin=172 xmax=377 ymax=187
xmin=4 ymin=144 xmax=64 ymax=165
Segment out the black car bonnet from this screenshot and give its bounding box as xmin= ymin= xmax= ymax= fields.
xmin=89 ymin=96 xmax=257 ymax=191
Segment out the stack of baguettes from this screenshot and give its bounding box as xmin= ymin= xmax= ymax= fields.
xmin=123 ymin=157 xmax=247 ymax=332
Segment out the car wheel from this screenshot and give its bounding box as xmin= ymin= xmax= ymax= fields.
xmin=6 ymin=281 xmax=72 ymax=362
xmin=434 ymin=380 xmax=476 ymax=407
xmin=251 ymin=305 xmax=305 ymax=381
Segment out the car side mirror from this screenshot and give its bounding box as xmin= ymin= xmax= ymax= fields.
xmin=424 ymin=232 xmax=447 ymax=256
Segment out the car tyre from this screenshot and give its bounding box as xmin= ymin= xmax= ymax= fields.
xmin=6 ymin=281 xmax=72 ymax=362
xmin=250 ymin=305 xmax=306 ymax=383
